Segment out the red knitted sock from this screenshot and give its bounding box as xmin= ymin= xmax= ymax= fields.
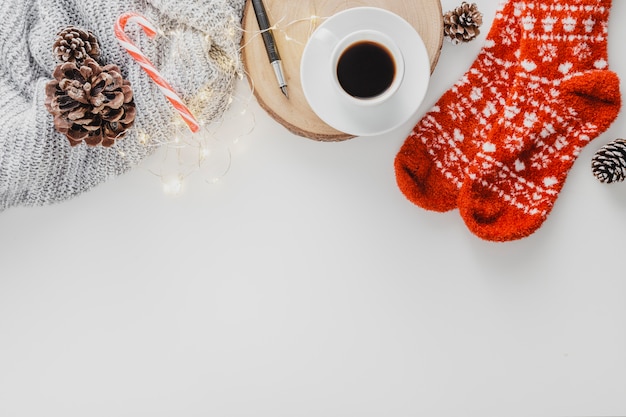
xmin=394 ymin=0 xmax=521 ymax=212
xmin=458 ymin=0 xmax=621 ymax=241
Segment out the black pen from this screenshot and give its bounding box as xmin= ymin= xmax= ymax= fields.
xmin=251 ymin=0 xmax=288 ymax=98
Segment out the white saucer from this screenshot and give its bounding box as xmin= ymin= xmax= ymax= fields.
xmin=300 ymin=7 xmax=431 ymax=137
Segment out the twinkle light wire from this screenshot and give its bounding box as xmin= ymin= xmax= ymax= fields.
xmin=114 ymin=12 xmax=327 ymax=195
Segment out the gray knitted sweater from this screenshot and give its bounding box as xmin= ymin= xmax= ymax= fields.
xmin=0 ymin=0 xmax=245 ymax=211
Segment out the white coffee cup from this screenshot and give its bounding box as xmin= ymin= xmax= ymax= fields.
xmin=300 ymin=6 xmax=431 ymax=136
xmin=330 ymin=29 xmax=405 ymax=106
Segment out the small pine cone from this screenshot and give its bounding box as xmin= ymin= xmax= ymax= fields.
xmin=45 ymin=57 xmax=136 ymax=147
xmin=443 ymin=2 xmax=483 ymax=44
xmin=591 ymin=139 xmax=626 ymax=183
xmin=53 ymin=26 xmax=101 ymax=64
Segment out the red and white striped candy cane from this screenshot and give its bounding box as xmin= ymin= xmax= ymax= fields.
xmin=114 ymin=12 xmax=201 ymax=133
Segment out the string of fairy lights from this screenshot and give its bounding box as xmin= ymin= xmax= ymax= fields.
xmin=115 ymin=12 xmax=328 ymax=196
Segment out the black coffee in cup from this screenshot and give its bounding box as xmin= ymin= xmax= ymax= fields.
xmin=336 ymin=41 xmax=396 ymax=99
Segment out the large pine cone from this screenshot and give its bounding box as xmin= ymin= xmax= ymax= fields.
xmin=45 ymin=57 xmax=136 ymax=147
xmin=53 ymin=26 xmax=101 ymax=64
xmin=443 ymin=2 xmax=483 ymax=44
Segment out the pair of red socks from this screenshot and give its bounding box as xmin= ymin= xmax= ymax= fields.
xmin=395 ymin=0 xmax=621 ymax=241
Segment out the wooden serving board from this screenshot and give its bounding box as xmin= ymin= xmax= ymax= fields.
xmin=241 ymin=0 xmax=443 ymax=141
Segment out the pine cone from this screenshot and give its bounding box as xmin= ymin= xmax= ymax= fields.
xmin=53 ymin=26 xmax=101 ymax=64
xmin=443 ymin=2 xmax=483 ymax=44
xmin=45 ymin=57 xmax=136 ymax=147
xmin=592 ymin=139 xmax=626 ymax=183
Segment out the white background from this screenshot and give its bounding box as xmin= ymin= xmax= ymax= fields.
xmin=2 ymin=1 xmax=626 ymax=416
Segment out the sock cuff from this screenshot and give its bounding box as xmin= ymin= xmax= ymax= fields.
xmin=523 ymin=1 xmax=612 ymax=19
xmin=564 ymin=0 xmax=611 ymax=7
xmin=516 ymin=1 xmax=612 ymax=17
xmin=519 ymin=0 xmax=612 ymax=54
xmin=534 ymin=0 xmax=611 ymax=7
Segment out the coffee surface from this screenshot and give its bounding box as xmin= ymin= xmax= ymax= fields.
xmin=337 ymin=41 xmax=395 ymax=99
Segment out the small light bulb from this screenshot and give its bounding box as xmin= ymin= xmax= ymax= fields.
xmin=162 ymin=176 xmax=183 ymax=195
xmin=138 ymin=132 xmax=149 ymax=145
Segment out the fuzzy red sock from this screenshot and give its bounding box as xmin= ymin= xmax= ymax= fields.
xmin=394 ymin=0 xmax=521 ymax=212
xmin=458 ymin=0 xmax=621 ymax=241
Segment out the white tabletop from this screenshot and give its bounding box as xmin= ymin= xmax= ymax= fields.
xmin=2 ymin=1 xmax=626 ymax=415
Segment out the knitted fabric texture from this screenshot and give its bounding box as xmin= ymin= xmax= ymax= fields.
xmin=395 ymin=0 xmax=620 ymax=241
xmin=458 ymin=0 xmax=620 ymax=241
xmin=395 ymin=0 xmax=520 ymax=212
xmin=0 ymin=0 xmax=245 ymax=211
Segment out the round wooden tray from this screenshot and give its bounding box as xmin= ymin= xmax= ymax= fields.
xmin=241 ymin=0 xmax=443 ymax=141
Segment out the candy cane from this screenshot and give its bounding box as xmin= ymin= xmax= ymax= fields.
xmin=114 ymin=12 xmax=200 ymax=133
